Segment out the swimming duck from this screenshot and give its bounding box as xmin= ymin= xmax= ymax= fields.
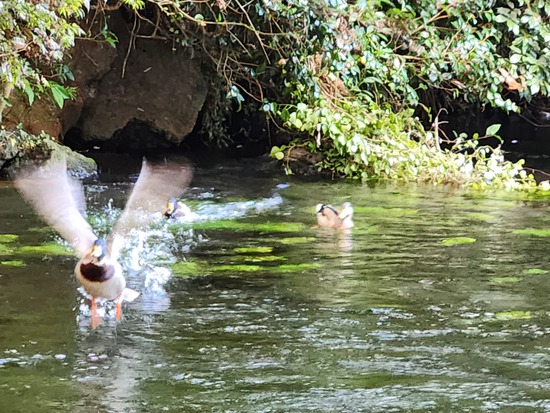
xmin=164 ymin=197 xmax=196 ymax=221
xmin=316 ymin=202 xmax=354 ymax=229
xmin=13 ymin=157 xmax=192 ymax=325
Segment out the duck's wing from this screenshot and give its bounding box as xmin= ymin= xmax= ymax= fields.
xmin=338 ymin=203 xmax=354 ymax=220
xmin=12 ymin=159 xmax=96 ymax=258
xmin=107 ymin=158 xmax=192 ymax=259
xmin=323 ymin=205 xmax=341 ymax=217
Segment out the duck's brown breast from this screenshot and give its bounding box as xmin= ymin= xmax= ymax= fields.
xmin=79 ymin=262 xmax=115 ymax=282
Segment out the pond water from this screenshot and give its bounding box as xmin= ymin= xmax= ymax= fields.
xmin=1 ymin=157 xmax=550 ymax=412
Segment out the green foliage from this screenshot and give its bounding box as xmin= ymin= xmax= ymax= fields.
xmin=140 ymin=0 xmax=548 ymax=188
xmin=0 ymin=0 xmax=85 ymax=110
xmin=0 ymin=126 xmax=51 ymax=160
xmin=3 ymin=0 xmax=548 ymax=188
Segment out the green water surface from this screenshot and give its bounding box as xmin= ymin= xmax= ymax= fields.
xmin=1 ymin=161 xmax=550 ymax=412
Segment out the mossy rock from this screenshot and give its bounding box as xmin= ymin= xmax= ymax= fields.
xmin=45 ymin=140 xmax=97 ymax=178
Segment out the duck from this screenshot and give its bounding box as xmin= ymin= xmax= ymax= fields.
xmin=12 ymin=157 xmax=192 ymax=325
xmin=164 ymin=197 xmax=196 ymax=221
xmin=316 ymin=202 xmax=354 ymax=229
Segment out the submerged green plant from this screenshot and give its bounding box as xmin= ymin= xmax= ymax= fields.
xmin=234 ymin=246 xmax=274 ymax=254
xmin=19 ymin=242 xmax=72 ymax=256
xmin=0 ymin=244 xmax=15 ymax=255
xmin=271 ymin=263 xmax=322 ymax=273
xmin=212 ymin=264 xmax=263 ymax=273
xmin=0 ymin=260 xmax=26 ymax=267
xmin=513 ymin=228 xmax=550 ymax=237
xmin=524 ymin=268 xmax=548 ymax=275
xmin=171 ymin=261 xmax=199 ymax=277
xmin=241 ymin=255 xmax=287 ymax=263
xmin=490 ymin=277 xmax=521 ymax=284
xmin=493 ymin=310 xmax=532 ymax=321
xmin=0 ymin=234 xmax=18 ymax=243
xmin=441 ymin=237 xmax=477 ymax=246
xmin=182 ymin=220 xmax=308 ymax=234
xmin=278 ymin=237 xmax=316 ymax=245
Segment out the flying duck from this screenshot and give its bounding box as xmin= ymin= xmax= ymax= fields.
xmin=13 ymin=157 xmax=193 ymax=326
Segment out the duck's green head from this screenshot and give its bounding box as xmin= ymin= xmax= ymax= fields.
xmin=165 ymin=197 xmax=177 ymax=218
xmin=91 ymin=238 xmax=107 ymax=260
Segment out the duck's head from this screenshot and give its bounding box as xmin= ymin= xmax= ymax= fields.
xmin=164 ymin=197 xmax=178 ymax=218
xmin=316 ymin=203 xmax=326 ymax=215
xmin=90 ymin=238 xmax=107 ymax=262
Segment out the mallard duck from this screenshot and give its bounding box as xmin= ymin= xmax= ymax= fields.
xmin=164 ymin=197 xmax=195 ymax=221
xmin=316 ymin=202 xmax=354 ymax=229
xmin=13 ymin=157 xmax=192 ymax=325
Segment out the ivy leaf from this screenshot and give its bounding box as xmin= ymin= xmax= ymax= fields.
xmin=510 ymin=54 xmax=521 ymax=64
xmin=23 ymin=81 xmax=35 ymax=106
xmin=49 ymin=82 xmax=69 ymax=109
xmin=485 ymin=124 xmax=501 ymax=136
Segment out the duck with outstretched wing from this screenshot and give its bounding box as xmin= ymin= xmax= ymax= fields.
xmin=13 ymin=157 xmax=192 ymax=325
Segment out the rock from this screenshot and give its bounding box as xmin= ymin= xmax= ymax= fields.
xmin=75 ymin=11 xmax=207 ymax=143
xmin=44 ymin=139 xmax=97 ymax=178
xmin=3 ymin=10 xmax=206 ymax=150
xmin=283 ymin=146 xmax=329 ymax=177
xmin=0 ymin=133 xmax=97 ymax=178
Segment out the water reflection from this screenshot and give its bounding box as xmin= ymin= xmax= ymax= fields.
xmin=2 ymin=161 xmax=550 ymax=411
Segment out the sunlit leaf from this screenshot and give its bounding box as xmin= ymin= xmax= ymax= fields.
xmin=485 ymin=124 xmax=501 ymax=136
